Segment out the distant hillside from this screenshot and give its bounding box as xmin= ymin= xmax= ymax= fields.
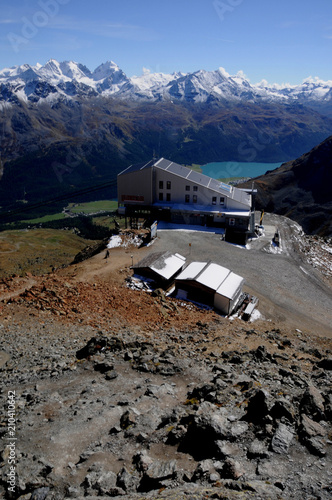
xmin=241 ymin=136 xmax=332 ymax=236
xmin=0 ymin=98 xmax=331 ymax=216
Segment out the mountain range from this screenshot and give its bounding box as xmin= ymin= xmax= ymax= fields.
xmin=0 ymin=59 xmax=332 ymax=218
xmin=1 ymin=59 xmax=332 ymax=112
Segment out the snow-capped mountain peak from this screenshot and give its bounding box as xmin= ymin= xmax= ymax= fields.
xmin=0 ymin=59 xmax=331 ymax=111
xmin=39 ymin=59 xmax=63 ymax=81
xmin=38 ymin=59 xmax=92 ymax=84
xmin=0 ymin=63 xmax=39 ymax=81
xmin=92 ymin=61 xmax=122 ymax=81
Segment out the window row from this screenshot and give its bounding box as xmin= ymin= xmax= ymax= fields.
xmin=159 ymin=194 xmax=199 ymax=204
xmin=212 ymin=197 xmax=225 ymax=206
xmin=158 ymin=181 xmax=199 ymax=193
xmin=185 ymin=195 xmax=198 ymax=203
xmin=159 ymin=193 xmax=171 ymax=201
xmin=159 ymin=181 xmax=171 ymax=190
xmin=159 ymin=193 xmax=226 ymax=205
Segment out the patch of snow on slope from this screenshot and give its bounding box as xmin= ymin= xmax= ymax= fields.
xmin=296 ymin=234 xmax=332 ymax=283
xmin=107 ymin=235 xmax=122 ymax=248
xmin=107 ymin=234 xmax=143 ymax=249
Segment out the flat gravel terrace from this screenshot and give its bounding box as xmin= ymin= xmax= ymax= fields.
xmin=154 ymin=213 xmax=332 ymax=336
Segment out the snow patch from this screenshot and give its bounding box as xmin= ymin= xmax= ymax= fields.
xmin=249 ymin=309 xmax=262 ymax=322
xmin=107 ymin=235 xmax=122 ymax=248
xmin=107 ymin=234 xmax=142 ymax=249
xmin=264 ymin=241 xmax=283 ymax=254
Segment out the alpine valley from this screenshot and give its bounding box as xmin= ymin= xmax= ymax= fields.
xmin=1 ymin=59 xmax=332 ymax=215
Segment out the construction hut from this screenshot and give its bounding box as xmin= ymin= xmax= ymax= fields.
xmin=133 ymin=251 xmax=186 ymax=288
xmin=175 ymin=261 xmax=244 ymax=315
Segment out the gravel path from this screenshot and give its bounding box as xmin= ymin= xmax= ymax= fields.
xmin=155 ymin=213 xmax=332 ymax=336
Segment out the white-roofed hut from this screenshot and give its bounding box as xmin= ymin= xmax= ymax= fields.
xmin=175 ymin=261 xmax=244 ymax=315
xmin=133 ymin=251 xmax=186 ymax=288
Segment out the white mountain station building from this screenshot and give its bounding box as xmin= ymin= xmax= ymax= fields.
xmin=117 ymin=158 xmax=256 ymax=237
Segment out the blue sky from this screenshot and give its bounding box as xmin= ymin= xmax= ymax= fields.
xmin=1 ymin=0 xmax=331 ymax=84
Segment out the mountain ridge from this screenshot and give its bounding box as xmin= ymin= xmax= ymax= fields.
xmin=1 ymin=59 xmax=332 ymax=113
xmin=240 ymin=135 xmax=332 ymax=236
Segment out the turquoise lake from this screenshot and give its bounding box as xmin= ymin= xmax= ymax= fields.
xmin=201 ymin=161 xmax=283 ymax=180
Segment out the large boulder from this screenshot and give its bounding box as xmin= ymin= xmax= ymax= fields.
xmin=300 ymin=385 xmax=326 ymax=421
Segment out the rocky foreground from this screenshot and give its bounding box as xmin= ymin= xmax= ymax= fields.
xmin=0 ymin=305 xmax=331 ymax=499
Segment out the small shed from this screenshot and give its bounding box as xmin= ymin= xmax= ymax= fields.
xmin=133 ymin=251 xmax=186 ymax=286
xmin=175 ymin=261 xmax=244 ymax=315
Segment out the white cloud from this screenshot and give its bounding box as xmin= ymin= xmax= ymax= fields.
xmin=236 ymin=69 xmax=247 ymax=80
xmin=279 ymin=20 xmax=299 ymax=29
xmin=47 ymin=17 xmax=159 ymax=42
xmin=255 ymin=79 xmax=294 ymax=90
xmin=0 ymin=19 xmax=17 ymax=25
xmin=218 ymin=66 xmax=230 ymax=78
xmin=302 ymin=76 xmax=332 ymax=86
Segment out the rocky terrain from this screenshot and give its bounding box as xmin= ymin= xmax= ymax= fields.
xmin=0 ymin=218 xmax=331 ymax=499
xmin=0 ymin=309 xmax=331 ymax=499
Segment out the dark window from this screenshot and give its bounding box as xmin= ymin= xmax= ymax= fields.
xmin=166 ymin=193 xmax=171 ymax=202
xmin=193 ymin=186 xmax=198 ymax=192
xmin=159 ymin=181 xmax=163 ymax=189
xmin=193 ymin=195 xmax=197 ymax=203
xmin=185 ymin=185 xmax=190 ymax=191
xmin=159 ymin=192 xmax=163 ymax=201
xmin=167 ymin=181 xmax=171 ymax=189
xmin=212 ymin=196 xmax=217 ymax=205
xmin=220 ymin=197 xmax=225 ymax=205
xmin=185 ymin=194 xmax=190 ymax=203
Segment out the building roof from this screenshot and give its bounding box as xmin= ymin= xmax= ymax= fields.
xmin=154 ymin=158 xmax=231 ymax=191
xmin=196 ymin=262 xmax=230 ymax=290
xmin=216 ymin=272 xmax=244 ymax=299
xmin=118 ymin=157 xmax=251 ymax=204
xmin=175 ymin=261 xmax=207 ymax=280
xmin=176 ymin=261 xmax=244 ymax=299
xmin=134 ymin=251 xmax=186 ymax=280
xmin=118 ymin=159 xmax=155 ymax=176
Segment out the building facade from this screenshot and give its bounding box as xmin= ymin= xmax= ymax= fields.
xmin=117 ymin=158 xmax=256 ymax=234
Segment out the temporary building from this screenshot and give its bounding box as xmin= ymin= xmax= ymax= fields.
xmin=133 ymin=251 xmax=186 ymax=286
xmin=175 ymin=261 xmax=244 ymax=315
